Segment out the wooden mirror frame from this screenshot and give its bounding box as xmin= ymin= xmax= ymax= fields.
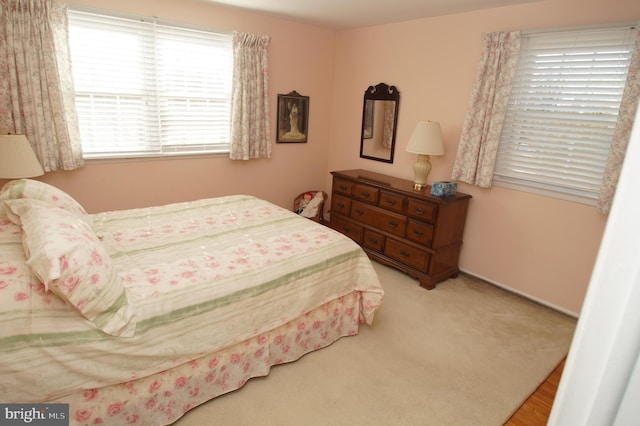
xmin=359 ymin=83 xmax=400 ymax=163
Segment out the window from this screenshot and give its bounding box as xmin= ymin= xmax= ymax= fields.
xmin=67 ymin=8 xmax=233 ymax=159
xmin=494 ymin=25 xmax=637 ymax=203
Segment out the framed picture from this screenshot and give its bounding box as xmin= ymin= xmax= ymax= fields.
xmin=277 ymin=91 xmax=309 ymax=143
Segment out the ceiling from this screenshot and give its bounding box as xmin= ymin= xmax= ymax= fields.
xmin=206 ymin=0 xmax=541 ymax=30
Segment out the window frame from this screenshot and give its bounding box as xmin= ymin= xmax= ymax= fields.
xmin=67 ymin=6 xmax=233 ymax=161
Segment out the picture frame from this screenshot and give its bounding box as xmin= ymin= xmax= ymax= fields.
xmin=277 ymin=91 xmax=309 ymax=143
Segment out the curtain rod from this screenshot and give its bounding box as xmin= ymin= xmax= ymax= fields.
xmin=67 ymin=3 xmax=233 ymax=35
xmin=523 ymin=20 xmax=639 ymax=36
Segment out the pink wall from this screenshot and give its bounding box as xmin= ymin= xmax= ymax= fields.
xmin=328 ymin=0 xmax=640 ymax=314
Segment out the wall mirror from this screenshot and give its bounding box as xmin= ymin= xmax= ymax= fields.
xmin=359 ymin=83 xmax=400 ymax=163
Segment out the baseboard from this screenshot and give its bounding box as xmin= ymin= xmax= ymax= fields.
xmin=459 ymin=268 xmax=580 ymax=319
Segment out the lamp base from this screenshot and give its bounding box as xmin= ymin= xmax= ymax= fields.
xmin=413 ymin=182 xmax=427 ymax=190
xmin=412 ymin=154 xmax=432 ymax=191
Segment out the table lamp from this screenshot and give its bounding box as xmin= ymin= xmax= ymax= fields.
xmin=0 ymin=134 xmax=45 ymax=178
xmin=405 ymin=121 xmax=445 ymax=190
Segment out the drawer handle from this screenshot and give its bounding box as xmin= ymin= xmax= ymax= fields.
xmin=341 ymin=226 xmax=350 ymax=233
xmin=388 ymin=221 xmax=398 ymax=228
xmin=355 ymin=209 xmax=364 ymax=216
xmin=415 ymin=207 xmax=425 ymax=215
xmin=367 ymin=237 xmax=379 ymax=245
xmin=413 ymin=229 xmax=424 ymax=237
xmin=400 ymin=250 xmax=410 ymax=258
xmin=337 ymin=202 xmax=345 ymax=209
xmin=339 ymin=184 xmax=348 ymax=191
xmin=360 ymin=191 xmax=370 ymax=198
xmin=385 ymin=199 xmax=396 ymax=206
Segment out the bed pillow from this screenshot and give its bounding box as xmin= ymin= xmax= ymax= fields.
xmin=4 ymin=198 xmax=136 ymax=337
xmin=0 ymin=179 xmax=92 ymax=226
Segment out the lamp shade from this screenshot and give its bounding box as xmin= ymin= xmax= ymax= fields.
xmin=405 ymin=121 xmax=445 ymax=156
xmin=0 ymin=135 xmax=45 ymax=179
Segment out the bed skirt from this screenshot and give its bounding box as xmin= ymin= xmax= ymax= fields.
xmin=56 ymin=291 xmax=363 ymax=426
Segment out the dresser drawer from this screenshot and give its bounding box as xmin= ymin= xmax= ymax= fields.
xmin=373 ymin=210 xmax=407 ymax=237
xmin=351 ymin=201 xmax=407 ymax=237
xmin=385 ymin=239 xmax=429 ymax=270
xmin=331 ymin=194 xmax=352 ymax=216
xmin=407 ymin=199 xmax=437 ymax=223
xmin=333 ymin=178 xmax=353 ymax=196
xmin=330 ymin=215 xmax=363 ymax=243
xmin=407 ymin=220 xmax=434 ymax=246
xmin=363 ymin=229 xmax=385 ymax=252
xmin=352 ymin=184 xmax=379 ymax=205
xmin=351 ymin=200 xmax=377 ymax=225
xmin=378 ymin=191 xmax=404 ymax=213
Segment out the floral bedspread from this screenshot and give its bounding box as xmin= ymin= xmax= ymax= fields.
xmin=0 ymin=195 xmax=383 ymax=405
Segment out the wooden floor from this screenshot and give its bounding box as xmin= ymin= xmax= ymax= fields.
xmin=504 ymin=358 xmax=565 ymax=426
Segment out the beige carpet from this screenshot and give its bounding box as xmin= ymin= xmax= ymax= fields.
xmin=175 ymin=261 xmax=576 ymax=425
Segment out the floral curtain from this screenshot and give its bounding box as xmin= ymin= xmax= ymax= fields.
xmin=598 ymin=30 xmax=640 ymax=214
xmin=229 ymin=31 xmax=271 ymax=160
xmin=451 ymin=31 xmax=520 ymax=187
xmin=0 ymin=0 xmax=83 ymax=171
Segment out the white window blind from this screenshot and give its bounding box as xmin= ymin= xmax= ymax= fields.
xmin=494 ymin=24 xmax=637 ymax=202
xmin=67 ymin=8 xmax=233 ymax=159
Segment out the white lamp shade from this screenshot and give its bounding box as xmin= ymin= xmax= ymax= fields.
xmin=405 ymin=121 xmax=445 ymax=156
xmin=0 ymin=135 xmax=45 ymax=179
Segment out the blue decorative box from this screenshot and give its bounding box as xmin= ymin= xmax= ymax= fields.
xmin=431 ymin=181 xmax=457 ymax=198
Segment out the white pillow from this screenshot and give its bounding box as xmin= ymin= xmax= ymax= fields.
xmin=4 ymin=199 xmax=136 ymax=337
xmin=0 ymin=179 xmax=92 ymax=226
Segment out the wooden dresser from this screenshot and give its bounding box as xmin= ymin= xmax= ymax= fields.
xmin=329 ymin=169 xmax=471 ymax=289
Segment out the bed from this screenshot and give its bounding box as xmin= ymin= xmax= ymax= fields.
xmin=0 ymin=179 xmax=384 ymax=425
